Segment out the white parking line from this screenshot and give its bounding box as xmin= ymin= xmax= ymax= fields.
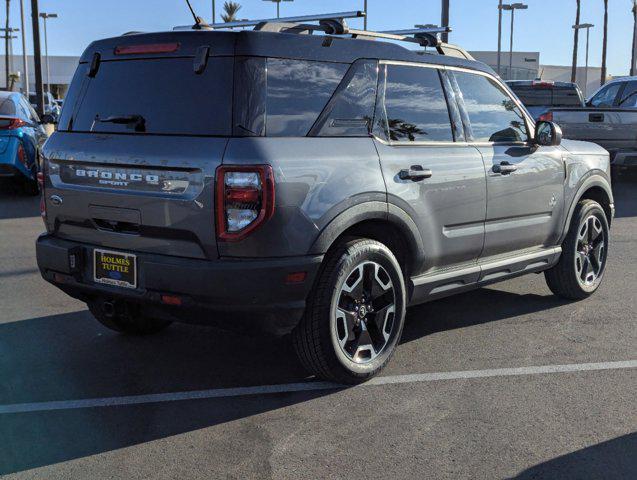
xmin=1 ymin=360 xmax=635 ymax=414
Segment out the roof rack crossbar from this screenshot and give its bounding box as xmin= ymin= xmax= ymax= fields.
xmin=206 ymin=11 xmax=364 ymax=30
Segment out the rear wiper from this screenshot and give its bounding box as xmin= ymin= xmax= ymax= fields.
xmin=92 ymin=114 xmax=146 ymax=132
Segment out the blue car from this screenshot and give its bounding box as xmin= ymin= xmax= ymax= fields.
xmin=0 ymin=91 xmax=48 ymax=195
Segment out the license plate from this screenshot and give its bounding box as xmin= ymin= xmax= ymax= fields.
xmin=93 ymin=249 xmax=137 ymax=289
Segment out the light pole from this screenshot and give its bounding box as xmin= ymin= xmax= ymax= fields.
xmin=364 ymin=0 xmax=367 ymax=30
xmin=501 ymin=3 xmax=528 ymax=80
xmin=0 ymin=27 xmax=19 ymax=79
xmin=19 ymin=0 xmax=28 ymax=96
xmin=262 ymin=0 xmax=293 ymax=19
xmin=39 ymin=12 xmax=57 ymax=94
xmin=212 ymin=0 xmax=216 ymax=24
xmin=573 ymin=23 xmax=594 ymax=96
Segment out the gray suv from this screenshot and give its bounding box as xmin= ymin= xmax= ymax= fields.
xmin=36 ymin=26 xmax=614 ymax=383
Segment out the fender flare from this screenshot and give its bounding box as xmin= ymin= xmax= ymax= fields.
xmin=559 ymin=173 xmax=614 ymax=243
xmin=309 ymin=201 xmax=425 ymax=270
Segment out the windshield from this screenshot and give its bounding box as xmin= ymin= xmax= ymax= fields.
xmin=60 ymin=57 xmax=233 ymax=136
xmin=509 ymin=85 xmax=583 ymax=107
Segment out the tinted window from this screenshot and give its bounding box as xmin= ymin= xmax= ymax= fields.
xmin=618 ymin=81 xmax=637 ymax=108
xmin=509 ymin=85 xmax=582 ymax=107
xmin=0 ymin=96 xmax=16 ymax=116
xmin=266 ymin=58 xmax=348 ymax=136
xmin=314 ymin=60 xmax=379 ymax=137
xmin=64 ymin=58 xmax=233 ymax=135
xmin=589 ymin=82 xmax=621 ymax=107
xmin=233 ymin=56 xmax=266 ymax=136
xmin=382 ymin=65 xmax=453 ymax=142
xmin=454 ymin=72 xmax=528 ymax=143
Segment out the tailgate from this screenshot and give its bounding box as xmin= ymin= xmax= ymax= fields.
xmin=43 ymin=132 xmax=227 ymax=260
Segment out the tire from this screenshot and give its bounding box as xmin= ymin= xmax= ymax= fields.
xmin=545 ymin=199 xmax=609 ymax=300
xmin=88 ymin=300 xmax=172 ymax=335
xmin=292 ymin=238 xmax=407 ymax=384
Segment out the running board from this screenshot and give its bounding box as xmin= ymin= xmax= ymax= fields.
xmin=409 ymin=247 xmax=562 ymax=306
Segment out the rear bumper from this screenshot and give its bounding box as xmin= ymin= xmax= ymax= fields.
xmin=36 ymin=235 xmax=323 ymax=335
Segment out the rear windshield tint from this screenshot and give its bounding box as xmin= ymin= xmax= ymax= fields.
xmin=509 ymin=85 xmax=582 ymax=107
xmin=0 ymin=97 xmax=16 ymax=116
xmin=62 ymin=57 xmax=233 ymax=136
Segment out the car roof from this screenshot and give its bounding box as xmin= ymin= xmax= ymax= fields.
xmin=80 ymin=30 xmax=494 ymax=75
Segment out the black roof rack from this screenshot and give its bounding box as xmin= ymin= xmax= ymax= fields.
xmin=173 ymin=11 xmax=473 ymax=60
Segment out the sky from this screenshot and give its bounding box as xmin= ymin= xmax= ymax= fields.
xmin=4 ymin=0 xmax=636 ymax=76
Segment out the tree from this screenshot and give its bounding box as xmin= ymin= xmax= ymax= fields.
xmin=221 ymin=1 xmax=241 ymax=23
xmin=571 ymin=0 xmax=581 ymax=83
xmin=600 ymin=0 xmax=608 ymax=85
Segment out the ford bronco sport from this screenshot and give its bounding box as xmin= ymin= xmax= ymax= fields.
xmin=36 ymin=17 xmax=614 ymax=384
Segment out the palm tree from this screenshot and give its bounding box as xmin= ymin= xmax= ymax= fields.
xmin=600 ymin=0 xmax=608 ymax=85
xmin=221 ymin=1 xmax=241 ymax=23
xmin=571 ymin=0 xmax=581 ymax=83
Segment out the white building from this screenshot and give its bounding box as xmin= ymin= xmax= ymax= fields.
xmin=0 ymin=54 xmax=80 ymax=98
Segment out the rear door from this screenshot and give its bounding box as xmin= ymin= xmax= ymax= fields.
xmin=451 ymin=70 xmax=565 ymax=258
xmin=44 ymin=52 xmax=234 ymax=261
xmin=374 ymin=62 xmax=487 ymax=276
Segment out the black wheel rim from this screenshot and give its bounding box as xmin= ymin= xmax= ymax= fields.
xmin=575 ymin=214 xmax=607 ymax=287
xmin=333 ymin=261 xmax=396 ymax=364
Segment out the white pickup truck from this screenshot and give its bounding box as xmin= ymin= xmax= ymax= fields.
xmin=545 ymin=77 xmax=637 ymax=171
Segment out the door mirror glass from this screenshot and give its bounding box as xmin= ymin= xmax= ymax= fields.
xmin=535 ymin=121 xmax=562 ymax=146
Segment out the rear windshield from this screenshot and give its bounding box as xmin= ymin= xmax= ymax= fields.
xmin=61 ymin=57 xmax=233 ymax=136
xmin=0 ymin=97 xmax=16 ymax=116
xmin=509 ymin=85 xmax=583 ymax=107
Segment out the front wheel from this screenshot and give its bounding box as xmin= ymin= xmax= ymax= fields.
xmin=293 ymin=238 xmax=407 ymax=384
xmin=545 ymin=199 xmax=609 ymax=300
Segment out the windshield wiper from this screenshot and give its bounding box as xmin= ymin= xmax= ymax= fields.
xmin=92 ymin=114 xmax=146 ymax=132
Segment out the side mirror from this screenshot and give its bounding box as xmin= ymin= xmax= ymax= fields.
xmin=40 ymin=113 xmax=56 ymax=125
xmin=535 ymin=121 xmax=562 ymax=147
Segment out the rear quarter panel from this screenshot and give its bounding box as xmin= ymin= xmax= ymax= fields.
xmin=219 ymin=137 xmax=386 ymax=258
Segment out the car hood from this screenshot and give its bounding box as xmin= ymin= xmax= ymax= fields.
xmin=560 ymin=138 xmax=609 ymax=156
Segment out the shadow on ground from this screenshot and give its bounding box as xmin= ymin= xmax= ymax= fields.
xmin=512 ymin=432 xmax=637 ymax=479
xmin=613 ymin=173 xmax=637 ymax=218
xmin=0 ymin=283 xmax=570 ymax=475
xmin=0 ymin=185 xmax=39 ymax=220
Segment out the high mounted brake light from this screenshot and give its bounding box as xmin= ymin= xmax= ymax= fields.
xmin=216 ymin=165 xmax=275 ymax=242
xmin=114 ymin=43 xmax=180 ymax=55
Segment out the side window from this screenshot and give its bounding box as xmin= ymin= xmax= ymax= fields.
xmin=618 ymin=81 xmax=637 ymax=109
xmin=313 ymin=60 xmax=379 ymax=137
xmin=453 ymin=71 xmax=528 ymax=143
xmin=381 ymin=64 xmax=453 ymax=143
xmin=265 ymin=58 xmax=348 ymax=137
xmin=589 ymin=82 xmax=622 ymax=107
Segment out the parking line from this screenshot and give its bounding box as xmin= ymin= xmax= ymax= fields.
xmin=1 ymin=360 xmax=635 ymax=414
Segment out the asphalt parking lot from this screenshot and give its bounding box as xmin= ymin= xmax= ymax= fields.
xmin=0 ymin=177 xmax=635 ymax=479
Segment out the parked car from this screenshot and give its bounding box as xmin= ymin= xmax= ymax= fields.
xmin=36 ymin=27 xmax=614 ymax=383
xmin=0 ymin=91 xmax=48 ymax=194
xmin=507 ymin=80 xmax=585 ymax=120
xmin=542 ymin=77 xmax=637 ymax=171
xmin=29 ymin=91 xmax=61 ymax=122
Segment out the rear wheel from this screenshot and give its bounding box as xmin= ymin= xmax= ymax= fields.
xmin=545 ymin=199 xmax=609 ymax=300
xmin=292 ymin=238 xmax=406 ymax=384
xmin=88 ymin=300 xmax=172 ymax=335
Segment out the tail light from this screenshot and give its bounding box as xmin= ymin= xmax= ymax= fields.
xmin=216 ymin=165 xmax=275 ymax=241
xmin=0 ymin=118 xmax=27 ymax=130
xmin=538 ymin=112 xmax=553 ymax=122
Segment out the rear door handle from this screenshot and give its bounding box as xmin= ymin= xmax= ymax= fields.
xmin=589 ymin=113 xmax=604 ymax=122
xmin=399 ymin=165 xmax=433 ymax=181
xmin=492 ymin=162 xmax=518 ymax=175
